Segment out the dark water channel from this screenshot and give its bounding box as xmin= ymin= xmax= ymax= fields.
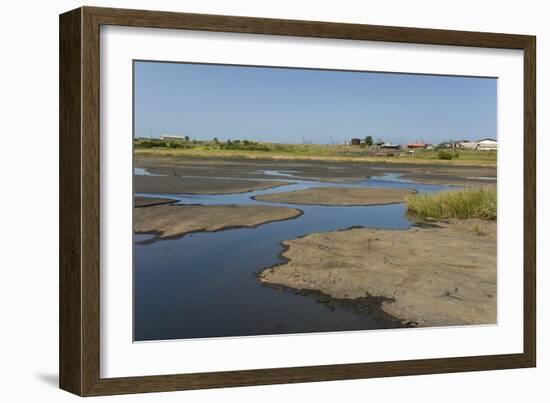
xmin=134 ymin=170 xmax=451 ymax=341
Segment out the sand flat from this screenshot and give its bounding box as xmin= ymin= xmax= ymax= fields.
xmin=135 ymin=204 xmax=302 ymax=240
xmin=135 ymin=155 xmax=497 ymax=186
xmin=135 ymin=174 xmax=289 ymax=195
xmin=259 ymin=219 xmax=496 ymax=327
xmin=254 ymin=187 xmax=416 ymax=206
xmin=134 ymin=196 xmax=177 ymax=207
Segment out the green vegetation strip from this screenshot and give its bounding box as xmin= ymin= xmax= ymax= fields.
xmin=134 ymin=139 xmax=496 ymax=167
xmin=405 ymin=187 xmax=497 ymax=220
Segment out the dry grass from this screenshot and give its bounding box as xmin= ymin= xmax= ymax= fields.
xmin=405 ymin=187 xmax=497 ymax=220
xmin=135 ymin=147 xmax=497 ymax=167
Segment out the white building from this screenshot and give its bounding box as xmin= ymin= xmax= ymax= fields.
xmin=160 ymin=135 xmax=186 ymax=141
xmin=476 ymin=138 xmax=498 ymax=151
xmin=458 ymin=141 xmax=478 ymax=150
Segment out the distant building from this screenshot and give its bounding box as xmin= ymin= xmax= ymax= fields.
xmin=476 ymin=138 xmax=498 ymax=151
xmin=458 ymin=140 xmax=478 ymax=150
xmin=438 ymin=141 xmax=454 ymax=149
xmin=160 ymin=135 xmax=186 ymax=141
xmin=350 ymin=138 xmax=361 ymax=146
xmin=380 ymin=143 xmax=401 ymax=149
xmin=438 ymin=140 xmax=465 ymax=149
xmin=406 ymin=142 xmax=427 ymax=149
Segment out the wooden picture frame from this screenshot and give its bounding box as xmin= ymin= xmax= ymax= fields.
xmin=59 ymin=6 xmax=536 ymax=396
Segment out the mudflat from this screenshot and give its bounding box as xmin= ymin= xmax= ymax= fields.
xmin=134 ymin=196 xmax=177 ymax=207
xmin=135 ymin=204 xmax=302 ymax=240
xmin=259 ymin=219 xmax=496 ymax=327
xmin=134 ymin=174 xmax=289 ymax=195
xmin=135 ymin=155 xmax=496 ymax=186
xmin=254 ymin=187 xmax=416 ymax=206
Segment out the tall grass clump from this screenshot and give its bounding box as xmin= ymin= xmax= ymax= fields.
xmin=437 ymin=150 xmax=459 ymax=160
xmin=405 ymin=187 xmax=497 ymax=220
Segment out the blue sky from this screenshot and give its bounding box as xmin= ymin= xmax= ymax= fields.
xmin=134 ymin=61 xmax=496 ymax=145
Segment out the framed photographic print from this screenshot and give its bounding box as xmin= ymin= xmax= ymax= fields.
xmin=59 ymin=6 xmax=536 ymax=396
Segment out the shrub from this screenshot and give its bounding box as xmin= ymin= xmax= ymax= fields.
xmin=169 ymin=142 xmax=194 ymax=149
xmin=134 ymin=139 xmax=194 ymax=149
xmin=135 ymin=139 xmax=169 ymax=148
xmin=136 ymin=140 xmax=156 ymax=148
xmin=219 ymin=140 xmax=270 ymax=152
xmin=438 ymin=150 xmax=454 ymax=160
xmin=405 ymin=187 xmax=497 ymax=220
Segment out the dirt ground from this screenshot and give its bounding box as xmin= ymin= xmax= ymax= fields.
xmin=134 ymin=204 xmax=302 ymax=240
xmin=259 ymin=219 xmax=497 ymax=327
xmin=134 ymin=175 xmax=289 ymax=195
xmin=254 ymin=187 xmax=416 ymax=206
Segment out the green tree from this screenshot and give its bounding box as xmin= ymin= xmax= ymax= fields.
xmin=184 ymin=135 xmax=189 ymax=142
xmin=365 ymin=135 xmax=373 ymax=147
xmin=213 ymin=137 xmax=219 ymax=143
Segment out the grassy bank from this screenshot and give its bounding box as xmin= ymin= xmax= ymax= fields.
xmin=405 ymin=187 xmax=497 ymax=220
xmin=134 ymin=139 xmax=497 ymax=167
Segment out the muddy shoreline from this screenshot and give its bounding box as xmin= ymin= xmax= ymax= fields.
xmin=135 ymin=174 xmax=291 ymax=195
xmin=261 ymin=282 xmax=411 ymax=328
xmin=134 ymin=196 xmax=178 ymax=208
xmin=257 ymin=227 xmax=413 ymax=328
xmin=135 ymin=155 xmax=497 ymax=187
xmin=134 ymin=154 xmax=497 ymax=336
xmin=253 ymin=187 xmax=417 ymax=206
xmin=258 ymin=219 xmax=497 ymax=327
xmin=134 ymin=204 xmax=304 ymax=242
